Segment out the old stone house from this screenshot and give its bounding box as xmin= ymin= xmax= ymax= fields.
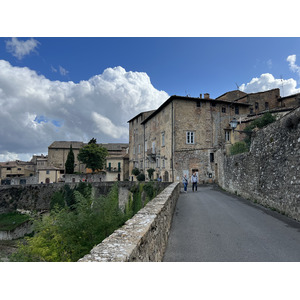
xmin=128 ymin=93 xmax=250 ymax=183
xmin=128 ymin=88 xmax=300 ymax=184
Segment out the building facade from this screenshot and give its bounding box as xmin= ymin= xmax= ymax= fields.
xmin=128 ymin=93 xmax=250 ymax=183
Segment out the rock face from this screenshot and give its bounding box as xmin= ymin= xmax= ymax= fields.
xmin=217 ymin=107 xmax=300 ymax=221
xmin=78 ymin=182 xmax=180 ymax=262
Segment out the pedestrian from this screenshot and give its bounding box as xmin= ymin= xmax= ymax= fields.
xmin=182 ymin=174 xmax=188 ymax=193
xmin=157 ymin=176 xmax=162 ymax=182
xmin=191 ymin=172 xmax=198 ymax=192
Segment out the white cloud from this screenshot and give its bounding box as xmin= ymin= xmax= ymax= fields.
xmin=287 ymin=54 xmax=300 ymax=76
xmin=5 ymin=37 xmax=39 ymax=60
xmin=239 ymin=73 xmax=300 ymax=96
xmin=59 ymin=65 xmax=69 ymax=76
xmin=0 ymin=60 xmax=169 ymax=161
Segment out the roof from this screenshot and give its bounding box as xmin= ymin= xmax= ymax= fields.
xmin=127 ymin=110 xmax=156 ymax=123
xmin=140 ymin=95 xmax=250 ymax=124
xmin=0 ymin=160 xmax=34 ymax=167
xmin=48 ymin=141 xmax=84 ymax=149
xmin=215 ymin=90 xmax=248 ymax=100
xmin=48 ymin=141 xmax=128 ymax=151
xmin=278 ymin=92 xmax=300 ymax=100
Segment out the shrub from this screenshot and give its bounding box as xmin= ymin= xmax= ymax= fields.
xmin=137 ymin=173 xmax=145 ymax=181
xmin=132 ymin=168 xmax=140 ymax=176
xmin=230 ymin=141 xmax=248 ymax=155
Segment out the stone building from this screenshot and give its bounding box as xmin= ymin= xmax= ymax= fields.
xmin=48 ymin=141 xmax=129 ymax=181
xmin=128 ymin=93 xmax=250 ymax=183
xmin=0 ymin=160 xmax=35 ymax=184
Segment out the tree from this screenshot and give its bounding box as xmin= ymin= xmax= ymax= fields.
xmin=132 ymin=168 xmax=140 ymax=176
xmin=137 ymin=173 xmax=145 ymax=181
xmin=147 ymin=168 xmax=155 ymax=180
xmin=77 ymin=138 xmax=108 ymax=172
xmin=65 ymin=145 xmax=75 ymax=174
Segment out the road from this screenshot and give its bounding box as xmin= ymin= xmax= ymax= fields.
xmin=163 ymin=185 xmax=300 ymax=262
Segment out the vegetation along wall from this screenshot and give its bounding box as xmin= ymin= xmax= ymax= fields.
xmin=217 ymin=107 xmax=300 ymax=221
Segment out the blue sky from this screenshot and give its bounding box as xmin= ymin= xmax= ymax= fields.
xmin=1 ymin=37 xmax=300 ymax=162
xmin=1 ymin=0 xmax=300 ymax=162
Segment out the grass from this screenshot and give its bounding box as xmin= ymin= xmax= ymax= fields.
xmin=0 ymin=212 xmax=31 ymax=231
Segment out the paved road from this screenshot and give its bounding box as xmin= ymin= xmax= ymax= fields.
xmin=163 ymin=185 xmax=300 ymax=262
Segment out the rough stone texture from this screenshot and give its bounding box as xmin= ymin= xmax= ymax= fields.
xmin=0 ymin=182 xmax=170 ymax=214
xmin=217 ymin=107 xmax=300 ymax=221
xmin=78 ymin=182 xmax=180 ymax=262
xmin=0 ymin=221 xmax=33 ymax=240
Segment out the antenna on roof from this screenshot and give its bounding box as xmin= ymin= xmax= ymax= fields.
xmin=185 ymin=90 xmax=190 ymax=97
xmin=235 ymin=83 xmax=240 ymax=90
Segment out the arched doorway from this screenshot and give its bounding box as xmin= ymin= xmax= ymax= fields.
xmin=163 ymin=171 xmax=169 ymax=182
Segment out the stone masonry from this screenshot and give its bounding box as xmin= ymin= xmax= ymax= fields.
xmin=78 ymin=182 xmax=180 ymax=262
xmin=217 ymin=106 xmax=300 ymax=221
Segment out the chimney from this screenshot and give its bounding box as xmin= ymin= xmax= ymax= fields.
xmin=199 ymin=94 xmax=202 ymax=98
xmin=204 ymin=93 xmax=210 ymax=99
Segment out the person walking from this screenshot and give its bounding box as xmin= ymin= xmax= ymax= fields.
xmin=191 ymin=172 xmax=198 ymax=192
xmin=182 ymin=174 xmax=188 ymax=193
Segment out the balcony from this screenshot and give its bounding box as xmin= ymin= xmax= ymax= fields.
xmin=106 ymin=167 xmax=121 ymax=172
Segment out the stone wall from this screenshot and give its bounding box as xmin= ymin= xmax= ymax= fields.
xmin=217 ymin=107 xmax=300 ymax=221
xmin=78 ymin=182 xmax=180 ymax=262
xmin=0 ymin=182 xmax=170 ymax=214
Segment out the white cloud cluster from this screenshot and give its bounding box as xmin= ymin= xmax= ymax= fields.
xmin=287 ymin=54 xmax=300 ymax=77
xmin=239 ymin=73 xmax=300 ymax=96
xmin=0 ymin=61 xmax=169 ymax=161
xmin=5 ymin=37 xmax=40 ymax=60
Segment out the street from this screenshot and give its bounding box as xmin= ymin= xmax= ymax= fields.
xmin=163 ymin=185 xmax=300 ymax=262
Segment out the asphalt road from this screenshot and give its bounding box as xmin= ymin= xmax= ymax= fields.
xmin=163 ymin=185 xmax=300 ymax=262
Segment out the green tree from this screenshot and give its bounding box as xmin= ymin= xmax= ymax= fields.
xmin=132 ymin=168 xmax=140 ymax=176
xmin=77 ymin=138 xmax=108 ymax=172
xmin=137 ymin=173 xmax=145 ymax=181
xmin=65 ymin=145 xmax=75 ymax=174
xmin=147 ymin=168 xmax=155 ymax=180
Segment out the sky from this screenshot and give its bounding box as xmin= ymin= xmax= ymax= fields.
xmin=1 ymin=2 xmax=300 ymax=164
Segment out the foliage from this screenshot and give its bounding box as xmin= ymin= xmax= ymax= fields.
xmin=147 ymin=168 xmax=155 ymax=180
xmin=136 ymin=173 xmax=145 ymax=181
xmin=230 ymin=141 xmax=249 ymax=155
xmin=0 ymin=212 xmax=30 ymax=231
xmin=131 ymin=168 xmax=140 ymax=176
xmin=65 ymin=145 xmax=75 ymax=174
xmin=10 ymin=181 xmax=162 ymax=262
xmin=50 ymin=191 xmax=65 ymax=210
xmin=242 ymin=112 xmax=276 ymax=149
xmin=77 ymin=138 xmax=108 ymax=172
xmin=11 ymin=183 xmax=125 ymax=262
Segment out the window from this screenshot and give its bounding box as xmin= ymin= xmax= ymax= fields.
xmin=46 ymin=170 xmax=50 ymax=174
xmin=162 ymin=132 xmax=165 ymax=147
xmin=255 ymin=102 xmax=259 ymax=110
xmin=235 ymin=106 xmax=239 ymax=115
xmin=186 ymin=131 xmax=195 ymax=144
xmin=250 ymin=108 xmax=254 ymax=114
xmin=265 ymin=102 xmax=269 ymax=110
xmin=196 ymin=101 xmax=201 ymax=107
xmin=152 ymin=141 xmax=156 ymax=154
xmin=140 ymin=160 xmax=143 ymax=169
xmin=222 ymin=107 xmax=226 ymax=113
xmin=211 ymin=102 xmax=216 ymax=107
xmin=156 ymin=158 xmax=160 ymax=168
xmin=145 ymin=141 xmax=147 ymax=152
xmin=162 ymin=159 xmax=165 ymax=168
xmin=225 ymin=131 xmax=230 ymax=142
xmin=108 ymin=162 xmax=111 ymax=171
xmin=6 ymin=167 xmax=11 ymax=170
xmin=133 ymin=146 xmax=135 ymax=154
xmin=138 ymin=144 xmax=141 ymax=153
xmin=210 ymin=153 xmax=214 ymax=163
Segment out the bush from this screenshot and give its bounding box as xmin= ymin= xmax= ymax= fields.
xmin=230 ymin=141 xmax=248 ymax=155
xmin=136 ymin=173 xmax=145 ymax=181
xmin=132 ymin=168 xmax=140 ymax=176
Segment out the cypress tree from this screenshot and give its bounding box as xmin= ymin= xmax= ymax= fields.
xmin=65 ymin=145 xmax=75 ymax=174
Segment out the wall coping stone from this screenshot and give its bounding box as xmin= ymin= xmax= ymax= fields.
xmin=78 ymin=182 xmax=180 ymax=262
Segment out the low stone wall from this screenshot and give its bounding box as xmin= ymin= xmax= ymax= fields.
xmin=78 ymin=182 xmax=180 ymax=262
xmin=217 ymin=107 xmax=300 ymax=221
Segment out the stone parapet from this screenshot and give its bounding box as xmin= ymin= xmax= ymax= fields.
xmin=78 ymin=182 xmax=180 ymax=262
